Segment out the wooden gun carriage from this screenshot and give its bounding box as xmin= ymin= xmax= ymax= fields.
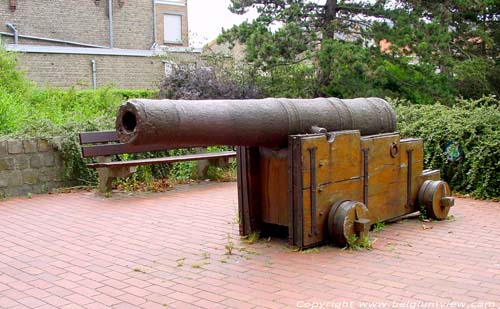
xmin=115 ymin=97 xmax=454 ymax=248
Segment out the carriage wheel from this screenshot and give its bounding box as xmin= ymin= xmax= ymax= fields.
xmin=418 ymin=180 xmax=454 ymax=220
xmin=327 ymin=200 xmax=370 ymax=247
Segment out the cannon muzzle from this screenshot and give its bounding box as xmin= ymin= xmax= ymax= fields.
xmin=116 ymin=97 xmax=396 ymax=147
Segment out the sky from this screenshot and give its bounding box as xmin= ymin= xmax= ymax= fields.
xmin=187 ymin=0 xmax=258 ymax=48
xmin=186 ymin=0 xmax=328 ymax=48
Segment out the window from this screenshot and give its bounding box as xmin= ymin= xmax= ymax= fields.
xmin=164 ymin=61 xmax=176 ymax=76
xmin=163 ymin=14 xmax=182 ymax=44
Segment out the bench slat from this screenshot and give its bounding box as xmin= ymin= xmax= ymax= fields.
xmin=87 ymin=151 xmax=237 ymax=169
xmin=81 ymin=143 xmax=172 ymax=157
xmin=79 ymin=130 xmax=119 ymax=144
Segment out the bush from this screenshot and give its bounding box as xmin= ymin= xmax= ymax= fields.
xmin=159 ymin=62 xmax=262 ymax=100
xmin=393 ymin=96 xmax=500 ymax=199
xmin=0 ymin=46 xmax=32 ymax=94
xmin=1 ymin=88 xmax=158 ymax=137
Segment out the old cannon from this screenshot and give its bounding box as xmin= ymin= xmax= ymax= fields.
xmin=116 ymin=97 xmax=454 ymax=248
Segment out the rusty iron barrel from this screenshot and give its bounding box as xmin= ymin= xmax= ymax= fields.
xmin=116 ymin=97 xmax=397 ymax=147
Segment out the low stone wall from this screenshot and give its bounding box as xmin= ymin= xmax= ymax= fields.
xmin=0 ymin=138 xmax=64 ymax=197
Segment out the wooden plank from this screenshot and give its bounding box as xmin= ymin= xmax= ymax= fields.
xmin=301 ymin=178 xmax=363 ymax=248
xmin=360 ymin=133 xmax=410 ymax=222
xmin=246 ymin=147 xmax=263 ymax=234
xmin=287 ymin=136 xmax=296 ymax=245
xmin=87 ymin=151 xmax=236 ymax=168
xmin=79 ymin=131 xmax=118 ymax=144
xmin=300 ymin=131 xmax=362 ymax=189
xmin=81 ymin=143 xmax=172 ymax=157
xmin=291 ymin=136 xmax=304 ymax=247
xmin=399 ymin=139 xmax=425 ymax=212
xmin=236 ymin=146 xmax=263 ymax=236
xmin=260 ymin=148 xmax=289 ymax=226
xmin=237 ymin=146 xmax=250 ymax=236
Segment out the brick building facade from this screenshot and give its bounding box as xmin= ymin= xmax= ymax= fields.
xmin=0 ymin=0 xmax=200 ymax=89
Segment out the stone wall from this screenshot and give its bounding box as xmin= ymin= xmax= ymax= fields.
xmin=0 ymin=138 xmax=64 ymax=197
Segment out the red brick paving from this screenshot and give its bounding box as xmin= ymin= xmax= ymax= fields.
xmin=0 ymin=182 xmax=499 ymax=308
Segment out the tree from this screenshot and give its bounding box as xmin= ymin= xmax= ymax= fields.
xmin=159 ymin=60 xmax=262 ymax=100
xmin=370 ymin=0 xmax=500 ymax=97
xmin=220 ymin=1 xmax=386 ymax=70
xmin=219 ymin=0 xmax=500 ymax=101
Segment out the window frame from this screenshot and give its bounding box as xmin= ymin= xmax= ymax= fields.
xmin=163 ymin=13 xmax=183 ymax=45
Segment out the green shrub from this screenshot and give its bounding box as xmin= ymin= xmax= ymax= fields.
xmin=1 ymin=87 xmax=158 ymax=137
xmin=0 ymin=46 xmax=33 ymax=94
xmin=0 ymin=86 xmax=158 ymax=185
xmin=393 ymin=96 xmax=500 ymax=199
xmin=257 ymin=64 xmax=317 ymax=98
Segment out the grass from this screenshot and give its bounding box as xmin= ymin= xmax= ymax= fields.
xmin=419 ymin=204 xmax=429 ymax=221
xmin=191 ymin=261 xmax=210 ymax=268
xmin=238 ymin=247 xmax=260 ymax=255
xmin=372 ymin=219 xmax=386 ymax=232
xmin=241 ymin=231 xmax=260 ymax=244
xmin=343 ymin=234 xmax=373 ymax=251
xmin=225 ymin=234 xmax=235 ymax=256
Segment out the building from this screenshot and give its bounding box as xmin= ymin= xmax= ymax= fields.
xmin=0 ymin=0 xmax=200 ymax=89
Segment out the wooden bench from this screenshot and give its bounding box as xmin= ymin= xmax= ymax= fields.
xmin=79 ymin=130 xmax=236 ymax=193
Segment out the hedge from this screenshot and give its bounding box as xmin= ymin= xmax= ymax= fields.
xmin=393 ymin=96 xmax=500 ymax=199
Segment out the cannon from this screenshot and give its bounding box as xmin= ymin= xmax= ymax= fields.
xmin=116 ymin=97 xmax=454 ymax=248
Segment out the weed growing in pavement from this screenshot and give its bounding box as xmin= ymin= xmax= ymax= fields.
xmin=372 ymin=219 xmax=386 ymax=232
xmin=176 ymin=257 xmax=186 ymax=267
xmin=191 ymin=261 xmax=210 ymax=268
xmin=419 ymin=204 xmax=429 ymax=221
xmin=225 ymin=234 xmax=234 ymax=256
xmin=241 ymin=231 xmax=260 ymax=244
xmin=343 ymin=234 xmax=373 ymax=251
xmin=238 ymin=247 xmax=260 ymax=256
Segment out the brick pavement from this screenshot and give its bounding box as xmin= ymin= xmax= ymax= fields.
xmin=0 ymin=182 xmax=498 ymax=308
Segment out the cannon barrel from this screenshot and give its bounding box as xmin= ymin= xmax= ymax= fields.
xmin=116 ymin=97 xmax=397 ymax=147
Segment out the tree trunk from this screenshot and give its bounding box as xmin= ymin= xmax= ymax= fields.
xmin=316 ymin=0 xmax=338 ymax=96
xmin=324 ymin=0 xmax=337 ymax=39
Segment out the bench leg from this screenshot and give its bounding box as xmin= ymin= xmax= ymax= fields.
xmin=195 ymin=159 xmax=210 ymax=179
xmin=96 ymin=166 xmax=137 ymax=194
xmin=195 ymin=157 xmax=233 ymax=179
xmin=97 ymin=168 xmax=114 ymax=193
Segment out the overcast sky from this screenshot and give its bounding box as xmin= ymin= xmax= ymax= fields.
xmin=186 ymin=0 xmax=328 ymax=48
xmin=187 ymin=0 xmax=257 ymax=47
